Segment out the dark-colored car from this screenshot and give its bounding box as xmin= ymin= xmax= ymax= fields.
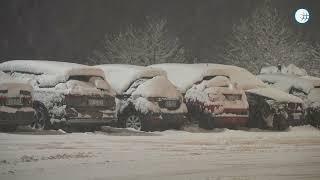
xmin=96 ymin=64 xmax=188 ymax=131
xmin=258 ymin=73 xmax=320 ymax=127
xmin=0 ymin=71 xmax=35 ymax=131
xmin=0 ymin=60 xmax=117 ymax=131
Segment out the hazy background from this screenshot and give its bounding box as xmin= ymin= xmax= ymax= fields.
xmin=0 ymin=0 xmax=319 ymax=63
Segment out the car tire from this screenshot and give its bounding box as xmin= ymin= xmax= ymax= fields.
xmin=32 ymin=101 xmax=51 ymax=130
xmin=198 ymin=113 xmax=214 ymax=130
xmin=120 ymin=110 xmax=148 ymax=131
xmin=273 ymin=114 xmax=289 ymax=131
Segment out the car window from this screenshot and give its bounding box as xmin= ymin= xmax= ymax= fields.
xmin=125 ymin=78 xmax=150 ymax=94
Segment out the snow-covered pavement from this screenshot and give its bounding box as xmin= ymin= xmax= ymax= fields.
xmin=1 ymin=126 xmax=320 ymax=180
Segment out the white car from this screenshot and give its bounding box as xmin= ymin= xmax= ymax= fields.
xmin=151 ymin=63 xmax=304 ymax=130
xmin=96 ymin=64 xmax=187 ymax=131
xmin=0 ymin=60 xmax=117 ymax=131
xmin=0 ymin=71 xmax=35 ymax=131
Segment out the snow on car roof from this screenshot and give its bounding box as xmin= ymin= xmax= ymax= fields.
xmin=95 ymin=64 xmax=166 ymax=94
xmin=150 ymin=63 xmax=265 ymax=92
xmin=0 ymin=60 xmax=105 ymax=78
xmin=132 ymin=76 xmax=181 ymax=98
xmin=257 ymin=74 xmax=314 ymax=94
xmin=0 ymin=60 xmax=106 ymax=87
xmin=300 ymin=76 xmax=320 ymax=87
xmin=247 ymin=87 xmax=303 ymax=103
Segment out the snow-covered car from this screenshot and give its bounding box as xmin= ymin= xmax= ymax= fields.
xmin=0 ymin=71 xmax=35 ymax=131
xmin=151 ymin=63 xmax=304 ymax=130
xmin=150 ymin=64 xmax=250 ymax=129
xmin=0 ymin=60 xmax=117 ymax=131
xmin=95 ymin=64 xmax=188 ymax=131
xmin=257 ymin=73 xmax=320 ymax=127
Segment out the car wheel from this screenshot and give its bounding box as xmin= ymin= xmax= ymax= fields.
xmin=125 ymin=114 xmax=143 ymax=131
xmin=273 ymin=113 xmax=289 ymax=131
xmin=32 ymin=101 xmax=50 ymax=130
xmin=198 ymin=113 xmax=214 ymax=130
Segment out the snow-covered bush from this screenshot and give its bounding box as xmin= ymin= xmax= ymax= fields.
xmin=89 ymin=18 xmax=186 ymax=65
xmin=220 ymin=1 xmax=319 ymax=75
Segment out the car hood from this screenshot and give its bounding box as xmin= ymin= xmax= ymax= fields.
xmin=246 ymin=87 xmax=303 ymax=103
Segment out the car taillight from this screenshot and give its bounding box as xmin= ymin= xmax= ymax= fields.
xmin=0 ymin=96 xmax=7 ymax=106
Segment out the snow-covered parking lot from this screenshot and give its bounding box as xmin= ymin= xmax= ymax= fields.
xmin=1 ymin=126 xmax=320 ymax=180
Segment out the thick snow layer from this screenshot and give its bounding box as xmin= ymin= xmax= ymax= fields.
xmin=132 ymin=97 xmax=188 ymax=114
xmin=0 ymin=72 xmax=33 ymax=97
xmin=132 ymin=76 xmax=181 ymax=98
xmin=185 ymin=76 xmax=249 ymax=112
xmin=0 ymin=82 xmax=33 ymax=98
xmin=0 ymin=106 xmax=34 ymax=113
xmin=7 ymin=71 xmax=115 ymax=96
xmin=1 ymin=126 xmax=320 ymax=180
xmin=95 ymin=64 xmax=166 ymax=94
xmin=308 ymin=88 xmax=320 ymax=103
xmin=260 ymin=64 xmax=308 ymax=76
xmin=150 ymin=63 xmax=266 ymax=92
xmin=300 ymin=76 xmax=320 ymax=87
xmin=247 ymin=87 xmax=304 ymax=103
xmin=0 ymin=71 xmax=11 ymax=81
xmin=257 ymin=74 xmax=314 ymax=94
xmin=0 ymin=60 xmax=106 ymax=87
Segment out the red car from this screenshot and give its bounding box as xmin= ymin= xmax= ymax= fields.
xmin=150 ymin=64 xmax=249 ymax=129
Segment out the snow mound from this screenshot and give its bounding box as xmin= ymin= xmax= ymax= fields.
xmin=300 ymin=76 xmax=320 ymax=87
xmin=0 ymin=71 xmax=33 ymax=97
xmin=150 ymin=63 xmax=265 ymax=92
xmin=247 ymin=87 xmax=303 ymax=103
xmin=260 ymin=64 xmax=308 ymax=76
xmin=257 ymin=74 xmax=314 ymax=94
xmin=96 ymin=64 xmax=166 ymax=94
xmin=132 ymin=76 xmax=181 ymax=98
xmin=0 ymin=60 xmax=106 ymax=87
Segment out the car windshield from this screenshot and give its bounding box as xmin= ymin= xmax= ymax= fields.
xmin=125 ymin=78 xmax=150 ymax=95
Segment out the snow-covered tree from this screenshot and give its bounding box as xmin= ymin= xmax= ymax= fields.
xmin=89 ymin=18 xmax=186 ymax=65
xmin=221 ymin=1 xmax=318 ymax=75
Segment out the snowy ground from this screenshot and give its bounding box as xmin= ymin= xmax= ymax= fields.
xmin=1 ymin=126 xmax=320 ymax=180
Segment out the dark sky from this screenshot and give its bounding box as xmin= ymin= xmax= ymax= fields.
xmin=0 ymin=0 xmax=319 ymax=63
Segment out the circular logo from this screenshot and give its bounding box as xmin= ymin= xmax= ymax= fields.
xmin=295 ymin=9 xmax=310 ymax=24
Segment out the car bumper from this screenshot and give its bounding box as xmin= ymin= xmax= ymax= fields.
xmin=66 ymin=117 xmax=118 ymax=126
xmin=0 ymin=107 xmax=35 ymax=126
xmin=65 ymin=109 xmax=117 ymax=126
xmin=211 ymin=114 xmax=249 ymax=128
xmin=288 ymin=112 xmax=305 ymax=126
xmin=144 ymin=113 xmax=187 ymax=130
